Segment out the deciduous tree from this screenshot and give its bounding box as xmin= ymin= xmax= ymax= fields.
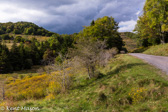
xmin=135 ymin=0 xmax=168 ymax=44
xmin=79 ymin=16 xmax=123 ymax=50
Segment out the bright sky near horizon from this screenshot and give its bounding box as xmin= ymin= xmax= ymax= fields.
xmin=0 ymin=0 xmax=146 ymax=34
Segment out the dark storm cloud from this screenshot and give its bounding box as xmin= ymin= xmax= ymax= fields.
xmin=0 ymin=0 xmax=146 ymax=34
xmin=1 ymin=0 xmax=77 ymax=8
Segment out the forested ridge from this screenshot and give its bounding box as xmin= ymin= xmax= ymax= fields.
xmin=0 ymin=22 xmax=54 ymax=38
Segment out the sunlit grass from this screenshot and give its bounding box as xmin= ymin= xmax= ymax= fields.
xmin=143 ymin=43 xmax=168 ymax=56
xmin=11 ymin=34 xmax=50 ymax=41
xmin=6 ymin=54 xmax=168 ymax=112
xmin=1 ymin=34 xmax=49 ymax=49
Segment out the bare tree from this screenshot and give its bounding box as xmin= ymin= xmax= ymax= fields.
xmin=99 ymin=47 xmax=118 ymax=67
xmin=69 ymin=39 xmax=117 ymax=79
xmin=45 ymin=53 xmax=73 ymax=93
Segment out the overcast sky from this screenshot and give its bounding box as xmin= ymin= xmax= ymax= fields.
xmin=0 ymin=0 xmax=146 ymax=34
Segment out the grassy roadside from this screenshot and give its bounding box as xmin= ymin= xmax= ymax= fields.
xmin=6 ymin=54 xmax=167 ymax=112
xmin=143 ymin=43 xmax=168 ymax=56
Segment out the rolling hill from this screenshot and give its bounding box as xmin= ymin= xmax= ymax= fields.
xmin=120 ymin=32 xmax=138 ymax=52
xmin=0 ymin=22 xmax=55 ymax=37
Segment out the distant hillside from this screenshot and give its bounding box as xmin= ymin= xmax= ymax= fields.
xmin=120 ymin=32 xmax=138 ymax=52
xmin=0 ymin=21 xmax=55 ymax=36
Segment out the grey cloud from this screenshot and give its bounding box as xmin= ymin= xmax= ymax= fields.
xmin=0 ymin=0 xmax=146 ymax=34
xmin=1 ymin=0 xmax=77 ymax=8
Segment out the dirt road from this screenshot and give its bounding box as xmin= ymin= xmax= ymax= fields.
xmin=129 ymin=53 xmax=168 ymax=74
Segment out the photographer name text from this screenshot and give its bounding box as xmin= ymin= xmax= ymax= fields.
xmin=0 ymin=106 xmax=40 ymax=111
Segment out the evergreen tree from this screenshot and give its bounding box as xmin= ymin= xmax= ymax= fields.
xmin=30 ymin=40 xmax=40 ymax=65
xmin=0 ymin=44 xmax=12 ymax=73
xmin=18 ymin=43 xmax=25 ymax=69
xmin=10 ymin=42 xmax=22 ymax=71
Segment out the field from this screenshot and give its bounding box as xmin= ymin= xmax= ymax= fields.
xmin=0 ymin=66 xmax=42 ymax=98
xmin=0 ymin=42 xmax=20 ymax=50
xmin=1 ymin=54 xmax=168 ymax=112
xmin=1 ymin=34 xmax=50 ymax=49
xmin=10 ymin=34 xmax=50 ymax=42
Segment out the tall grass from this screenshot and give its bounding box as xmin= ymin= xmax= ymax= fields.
xmin=143 ymin=43 xmax=168 ymax=56
xmin=11 ymin=54 xmax=168 ymax=112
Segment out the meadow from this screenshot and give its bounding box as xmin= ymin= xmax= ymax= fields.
xmin=1 ymin=54 xmax=168 ymax=112
xmin=9 ymin=34 xmax=50 ymax=42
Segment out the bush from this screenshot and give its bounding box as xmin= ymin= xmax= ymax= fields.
xmin=14 ymin=36 xmax=25 ymax=43
xmin=0 ymin=34 xmax=10 ymax=40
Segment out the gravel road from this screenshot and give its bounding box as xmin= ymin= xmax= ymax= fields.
xmin=129 ymin=53 xmax=168 ymax=75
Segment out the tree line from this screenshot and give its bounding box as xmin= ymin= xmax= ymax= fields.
xmin=0 ymin=16 xmax=124 ymax=74
xmin=0 ymin=34 xmax=74 ymax=73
